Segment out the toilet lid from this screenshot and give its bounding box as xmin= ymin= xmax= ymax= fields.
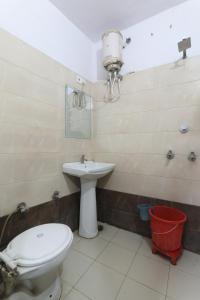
xmin=5 ymin=223 xmax=73 ymax=267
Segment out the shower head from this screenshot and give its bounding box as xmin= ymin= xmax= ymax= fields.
xmin=178 ymin=37 xmax=191 ymax=59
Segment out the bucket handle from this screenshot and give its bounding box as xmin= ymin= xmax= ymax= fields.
xmin=153 ymin=224 xmax=178 ymax=236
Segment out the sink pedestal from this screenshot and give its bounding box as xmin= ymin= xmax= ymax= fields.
xmin=62 ymin=161 xmax=115 ymax=238
xmin=79 ymin=178 xmax=98 ymax=238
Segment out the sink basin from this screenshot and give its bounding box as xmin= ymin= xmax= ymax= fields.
xmin=62 ymin=161 xmax=115 ymax=179
xmin=63 ymin=161 xmax=115 ymax=238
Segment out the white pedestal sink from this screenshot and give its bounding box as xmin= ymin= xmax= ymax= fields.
xmin=63 ymin=161 xmax=115 ymax=238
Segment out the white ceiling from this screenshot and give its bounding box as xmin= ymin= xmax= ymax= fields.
xmin=50 ymin=0 xmax=187 ymax=42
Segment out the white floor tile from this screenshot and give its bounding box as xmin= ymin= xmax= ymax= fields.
xmin=72 ymin=231 xmax=81 ymax=248
xmin=111 ymin=229 xmax=142 ymax=251
xmin=116 ymin=277 xmax=165 ymax=300
xmin=167 ymin=268 xmax=200 ymax=300
xmin=64 ymin=289 xmax=90 ymax=300
xmin=138 ymin=238 xmax=170 ymax=265
xmin=171 ymin=250 xmax=200 ymax=277
xmin=76 ymin=262 xmax=124 ymax=300
xmin=74 ymin=236 xmax=108 ymax=259
xmin=128 ymin=254 xmax=169 ymax=294
xmin=61 ymin=228 xmax=200 ymax=300
xmin=60 ymin=280 xmax=72 ymax=300
xmin=61 ymin=249 xmax=93 ymax=285
xmin=97 ymin=242 xmax=135 ymax=274
xmin=98 ymin=222 xmax=119 ymax=241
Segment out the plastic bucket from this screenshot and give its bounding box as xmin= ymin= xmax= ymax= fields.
xmin=138 ymin=204 xmax=151 ymax=221
xmin=149 ymin=206 xmax=187 ymax=252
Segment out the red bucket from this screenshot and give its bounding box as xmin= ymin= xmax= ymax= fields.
xmin=149 ymin=206 xmax=187 ymax=252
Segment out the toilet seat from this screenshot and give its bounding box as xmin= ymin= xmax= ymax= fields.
xmin=5 ymin=223 xmax=73 ymax=268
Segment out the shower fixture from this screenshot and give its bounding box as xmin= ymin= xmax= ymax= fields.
xmin=104 ymin=72 xmax=122 ymax=102
xmin=72 ymin=89 xmax=86 ymax=110
xmin=188 ymin=151 xmax=196 ymax=162
xmin=17 ymin=202 xmax=29 ymax=214
xmin=102 ymin=30 xmax=124 ymax=102
xmin=179 ymin=123 xmax=189 ymax=134
xmin=52 ymin=190 xmax=60 ymax=202
xmin=166 ymin=150 xmax=175 ymax=160
xmin=178 ymin=37 xmax=191 ymax=59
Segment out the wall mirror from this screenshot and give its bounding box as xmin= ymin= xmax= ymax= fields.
xmin=65 ymin=86 xmax=92 ymax=139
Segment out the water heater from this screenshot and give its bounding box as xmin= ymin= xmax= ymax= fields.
xmin=102 ymin=30 xmax=124 ymax=72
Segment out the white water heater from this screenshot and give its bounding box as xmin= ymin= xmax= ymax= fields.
xmin=102 ymin=30 xmax=123 ymax=72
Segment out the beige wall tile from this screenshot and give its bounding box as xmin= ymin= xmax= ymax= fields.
xmin=4 ymin=181 xmax=41 ymax=213
xmin=2 ymin=92 xmax=60 ymax=129
xmin=91 ymin=81 xmax=105 ymax=100
xmin=56 ymin=173 xmax=80 ymax=197
xmin=93 ymin=89 xmax=160 ymax=119
xmin=0 ymin=60 xmax=6 ymax=89
xmin=2 ymin=28 xmax=200 ymax=215
xmin=2 ymin=176 xmax=61 ymax=215
xmin=156 ymin=56 xmax=200 ymax=88
xmin=1 ymin=61 xmax=62 ymax=107
xmin=161 ymin=177 xmax=194 ymax=204
xmin=93 ymin=55 xmax=200 ymax=207
xmin=163 ymin=132 xmax=200 ymax=155
xmin=159 ymin=107 xmax=199 ymax=132
xmin=0 ymin=29 xmax=61 ymax=85
xmin=94 ymin=152 xmax=200 ymax=182
xmin=0 ymin=29 xmax=93 ymax=215
xmin=0 ymin=124 xmax=14 ymax=153
xmin=13 ymin=126 xmax=61 ymax=153
xmin=93 ymin=152 xmax=135 ymax=174
xmin=0 ymin=155 xmax=14 ymax=185
xmin=158 ymin=81 xmax=200 ymax=109
xmin=98 ymin=171 xmax=144 ymax=196
xmin=0 ymin=185 xmax=8 ymax=216
xmin=120 ymin=68 xmax=157 ymax=94
xmin=13 ymin=153 xmax=59 ymax=181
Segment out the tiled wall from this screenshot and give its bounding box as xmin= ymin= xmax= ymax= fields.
xmin=0 ymin=29 xmax=92 ymax=216
xmin=1 ymin=26 xmax=200 ymax=222
xmin=92 ymin=57 xmax=200 ymax=206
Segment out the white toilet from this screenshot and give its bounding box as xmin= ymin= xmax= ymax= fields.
xmin=1 ymin=223 xmax=73 ymax=300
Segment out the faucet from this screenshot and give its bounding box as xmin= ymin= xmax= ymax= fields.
xmin=80 ymin=154 xmax=87 ymax=164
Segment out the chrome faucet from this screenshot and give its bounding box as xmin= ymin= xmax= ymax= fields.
xmin=80 ymin=154 xmax=87 ymax=164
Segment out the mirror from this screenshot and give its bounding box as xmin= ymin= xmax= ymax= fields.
xmin=65 ymin=86 xmax=92 ymax=139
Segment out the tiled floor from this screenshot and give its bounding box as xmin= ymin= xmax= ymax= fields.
xmin=60 ymin=223 xmax=200 ymax=300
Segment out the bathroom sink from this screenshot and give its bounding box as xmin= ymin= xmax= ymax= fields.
xmin=62 ymin=161 xmax=115 ymax=179
xmin=63 ymin=161 xmax=115 ymax=239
